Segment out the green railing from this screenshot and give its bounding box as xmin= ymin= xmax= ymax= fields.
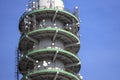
xmin=22 ymin=69 xmax=81 ymax=80
xmin=20 ymin=48 xmax=80 ymax=61
xmin=20 ymin=8 xmax=79 ymax=22
xmin=19 ymin=27 xmax=80 ymax=42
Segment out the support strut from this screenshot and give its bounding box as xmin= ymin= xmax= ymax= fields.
xmin=26 ymin=35 xmax=38 ymax=44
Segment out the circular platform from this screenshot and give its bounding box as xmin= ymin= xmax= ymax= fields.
xmin=22 ymin=69 xmax=81 ymax=80
xmin=19 ymin=48 xmax=81 ymax=74
xmin=19 ymin=8 xmax=80 ymax=32
xmin=19 ymin=27 xmax=80 ymax=54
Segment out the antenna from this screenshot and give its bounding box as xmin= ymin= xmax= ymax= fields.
xmin=50 ymin=0 xmax=52 ymax=8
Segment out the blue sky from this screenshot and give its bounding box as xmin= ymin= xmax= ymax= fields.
xmin=0 ymin=0 xmax=120 ymax=80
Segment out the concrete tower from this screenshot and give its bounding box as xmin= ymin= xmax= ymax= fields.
xmin=18 ymin=0 xmax=82 ymax=80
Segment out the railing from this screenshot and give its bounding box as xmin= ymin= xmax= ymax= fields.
xmin=20 ymin=25 xmax=80 ymax=39
xmin=23 ymin=68 xmax=81 ymax=79
xmin=20 ymin=5 xmax=79 ymax=21
xmin=19 ymin=47 xmax=80 ymax=57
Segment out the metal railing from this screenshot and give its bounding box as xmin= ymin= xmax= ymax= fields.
xmin=20 ymin=25 xmax=80 ymax=39
xmin=20 ymin=47 xmax=79 ymax=57
xmin=20 ymin=4 xmax=79 ymax=21
xmin=23 ymin=68 xmax=81 ymax=79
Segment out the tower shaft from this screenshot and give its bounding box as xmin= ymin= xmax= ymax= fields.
xmin=18 ymin=0 xmax=82 ymax=80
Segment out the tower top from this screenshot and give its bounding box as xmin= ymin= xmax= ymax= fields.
xmin=26 ymin=0 xmax=64 ymax=11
